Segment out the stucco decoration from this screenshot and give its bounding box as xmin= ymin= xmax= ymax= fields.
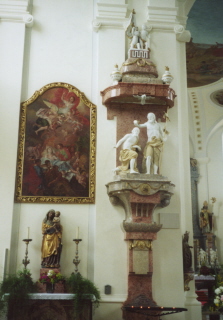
xmin=210 ymin=89 xmax=223 ymax=106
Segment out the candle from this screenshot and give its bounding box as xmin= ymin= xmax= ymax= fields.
xmin=27 ymin=227 xmax=30 ymax=239
xmin=76 ymin=227 xmax=79 ymax=239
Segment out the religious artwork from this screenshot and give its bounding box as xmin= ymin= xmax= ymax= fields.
xmin=126 ymin=10 xmax=151 ymax=50
xmin=114 ymin=127 xmax=141 ymax=174
xmin=182 ymin=231 xmax=194 ymax=291
xmin=15 ymin=82 xmax=96 ymax=203
xmin=186 ymin=40 xmax=223 ymax=88
xmin=134 ymin=112 xmax=167 ymax=174
xmin=41 ymin=209 xmax=62 ymax=268
xmin=197 ymin=248 xmax=208 ymax=268
xmin=199 ymin=201 xmax=213 ymax=234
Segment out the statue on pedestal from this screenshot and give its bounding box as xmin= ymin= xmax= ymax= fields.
xmin=134 ymin=112 xmax=166 ymax=174
xmin=41 ymin=209 xmax=62 ymax=268
xmin=198 ymin=248 xmax=208 ymax=267
xmin=114 ymin=127 xmax=141 ymax=174
xmin=199 ymin=201 xmax=213 ymax=234
xmin=126 ymin=10 xmax=151 ymax=50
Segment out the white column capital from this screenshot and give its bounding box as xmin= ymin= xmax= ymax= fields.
xmin=0 ymin=0 xmax=33 ymax=26
xmin=174 ymin=24 xmax=191 ymax=42
xmin=23 ymin=13 xmax=33 ymax=27
xmin=92 ymin=1 xmax=129 ymax=31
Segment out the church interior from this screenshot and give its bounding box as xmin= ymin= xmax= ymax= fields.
xmin=1 ymin=0 xmax=223 ymax=319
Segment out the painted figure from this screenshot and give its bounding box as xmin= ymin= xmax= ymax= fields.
xmin=134 ymin=112 xmax=165 ymax=174
xmin=199 ymin=201 xmax=213 ymax=234
xmin=41 ymin=209 xmax=62 ymax=268
xmin=114 ymin=127 xmax=141 ymax=174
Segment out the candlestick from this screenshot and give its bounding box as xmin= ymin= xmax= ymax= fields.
xmin=73 ymin=238 xmax=82 ymax=273
xmin=76 ymin=227 xmax=79 ymax=239
xmin=22 ymin=239 xmax=32 ymax=269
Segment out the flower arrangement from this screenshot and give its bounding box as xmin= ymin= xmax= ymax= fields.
xmin=214 ymin=286 xmax=223 ymax=309
xmin=39 ymin=270 xmax=65 ymax=284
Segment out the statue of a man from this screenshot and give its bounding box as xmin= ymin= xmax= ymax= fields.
xmin=199 ymin=201 xmax=213 ymax=234
xmin=134 ymin=112 xmax=165 ymax=174
xmin=130 ymin=26 xmax=141 ymax=49
xmin=114 ymin=127 xmax=141 ymax=174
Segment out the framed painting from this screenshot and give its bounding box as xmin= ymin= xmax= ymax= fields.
xmin=15 ymin=82 xmax=96 ymax=203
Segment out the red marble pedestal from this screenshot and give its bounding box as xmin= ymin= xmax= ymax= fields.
xmin=106 ymin=174 xmax=174 ymax=319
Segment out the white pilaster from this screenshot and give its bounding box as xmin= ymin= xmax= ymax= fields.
xmin=147 ymin=1 xmax=201 ymax=319
xmin=0 ymin=0 xmax=33 ymax=276
xmin=92 ymin=0 xmax=128 ymax=316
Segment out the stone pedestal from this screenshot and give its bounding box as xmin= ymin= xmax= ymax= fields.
xmin=106 ymin=173 xmax=174 ymax=317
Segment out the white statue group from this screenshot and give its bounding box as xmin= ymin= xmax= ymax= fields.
xmin=125 ymin=9 xmax=151 ymax=50
xmin=198 ymin=248 xmax=219 ymax=268
xmin=114 ymin=112 xmax=167 ymax=175
xmin=129 ymin=24 xmax=150 ymax=50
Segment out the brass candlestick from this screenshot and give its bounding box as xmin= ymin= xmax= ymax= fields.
xmin=22 ymin=239 xmax=32 ymax=269
xmin=73 ymin=239 xmax=82 ymax=273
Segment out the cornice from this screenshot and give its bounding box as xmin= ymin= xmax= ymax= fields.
xmin=147 ymin=3 xmax=191 ymax=42
xmin=0 ymin=0 xmax=33 ymax=27
xmin=92 ymin=2 xmax=128 ymax=32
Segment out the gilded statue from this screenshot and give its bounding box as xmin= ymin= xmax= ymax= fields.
xmin=41 ymin=209 xmax=62 ymax=268
xmin=199 ymin=201 xmax=213 ymax=234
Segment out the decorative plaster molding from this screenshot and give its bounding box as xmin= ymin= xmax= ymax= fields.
xmin=146 ymin=3 xmax=190 ymax=42
xmin=188 ymin=90 xmax=203 ymax=153
xmin=174 ymin=25 xmax=191 ymax=42
xmin=23 ymin=13 xmax=33 ymax=27
xmin=93 ymin=2 xmax=128 ymax=31
xmin=147 ymin=5 xmax=178 ymax=24
xmin=0 ymin=0 xmax=33 ymax=26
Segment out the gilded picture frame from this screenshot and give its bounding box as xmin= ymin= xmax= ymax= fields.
xmin=15 ymin=82 xmax=96 ymax=203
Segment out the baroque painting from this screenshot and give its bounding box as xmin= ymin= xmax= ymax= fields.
xmin=186 ymin=0 xmax=223 ymax=88
xmin=15 ymin=83 xmax=96 ymax=203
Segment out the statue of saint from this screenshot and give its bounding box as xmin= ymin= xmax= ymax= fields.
xmin=41 ymin=209 xmax=62 ymax=268
xmin=182 ymin=231 xmax=193 ymax=272
xmin=114 ymin=127 xmax=141 ymax=174
xmin=198 ymin=248 xmax=207 ymax=267
xmin=134 ymin=112 xmax=166 ymax=174
xmin=199 ymin=201 xmax=213 ymax=234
